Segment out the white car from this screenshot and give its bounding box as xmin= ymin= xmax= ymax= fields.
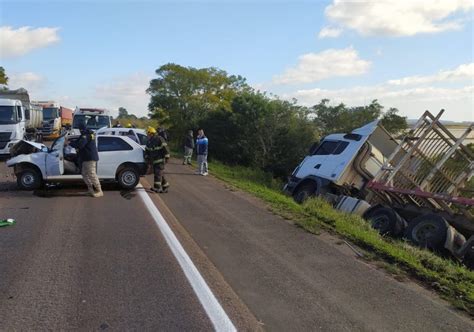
xmin=6 ymin=135 xmax=147 ymax=190
xmin=96 ymin=127 xmax=148 ymax=147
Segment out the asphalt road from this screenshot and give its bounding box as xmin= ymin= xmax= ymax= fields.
xmin=151 ymin=159 xmax=474 ymax=331
xmin=0 ymin=160 xmax=215 ymax=330
xmin=0 ymin=156 xmax=473 ymax=331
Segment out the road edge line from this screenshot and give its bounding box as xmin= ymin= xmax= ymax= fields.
xmin=136 ymin=184 xmax=236 ymax=332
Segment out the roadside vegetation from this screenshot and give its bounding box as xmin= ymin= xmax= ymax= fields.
xmin=205 ymin=160 xmax=474 ymax=316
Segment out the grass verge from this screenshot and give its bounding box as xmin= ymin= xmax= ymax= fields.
xmin=202 ymin=159 xmax=474 ymax=315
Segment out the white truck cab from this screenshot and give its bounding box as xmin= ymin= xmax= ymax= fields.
xmin=0 ymin=99 xmax=26 ymax=155
xmin=6 ymin=135 xmax=147 ymax=190
xmin=71 ymin=108 xmax=112 ymax=135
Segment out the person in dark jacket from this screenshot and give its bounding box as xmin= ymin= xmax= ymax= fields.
xmin=145 ymin=126 xmax=170 ymax=193
xmin=183 ymin=130 xmax=194 ymax=165
xmin=69 ymin=123 xmax=103 ymax=197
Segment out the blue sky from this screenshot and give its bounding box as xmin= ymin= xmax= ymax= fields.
xmin=1 ymin=0 xmax=473 ymax=121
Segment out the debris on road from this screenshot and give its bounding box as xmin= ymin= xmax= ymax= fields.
xmin=0 ymin=218 xmax=16 ymax=227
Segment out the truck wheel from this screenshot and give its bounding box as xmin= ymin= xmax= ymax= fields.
xmin=463 ymin=246 xmax=474 ymax=270
xmin=293 ymin=179 xmax=326 ymax=204
xmin=117 ymin=167 xmax=139 ymax=189
xmin=17 ymin=168 xmax=42 ymax=190
xmin=366 ymin=207 xmax=407 ymax=237
xmin=404 ymin=214 xmax=448 ymax=251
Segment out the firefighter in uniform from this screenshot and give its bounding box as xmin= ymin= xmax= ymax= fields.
xmin=145 ymin=126 xmax=170 ymax=193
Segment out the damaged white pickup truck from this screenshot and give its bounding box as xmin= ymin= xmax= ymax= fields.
xmin=6 ymin=135 xmax=147 ymax=190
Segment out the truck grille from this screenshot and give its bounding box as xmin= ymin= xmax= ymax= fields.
xmin=0 ymin=132 xmax=11 ymax=141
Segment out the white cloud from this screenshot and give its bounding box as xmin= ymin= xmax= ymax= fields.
xmin=388 ymin=63 xmax=474 ymax=86
xmin=318 ymin=26 xmax=343 ymax=38
xmin=0 ymin=26 xmax=60 ymax=58
xmin=283 ymin=83 xmax=473 ymax=122
xmin=324 ymin=0 xmax=473 ymax=37
xmin=8 ymin=72 xmax=45 ymax=90
xmin=273 ymin=47 xmax=371 ymax=84
xmin=94 ymin=73 xmax=151 ymax=117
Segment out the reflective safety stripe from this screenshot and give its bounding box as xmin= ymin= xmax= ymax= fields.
xmin=153 ymin=159 xmax=165 ymax=164
xmin=165 ymin=154 xmax=170 ymax=158
xmin=146 ymin=146 xmax=164 ymax=151
xmin=162 ymin=182 xmax=170 ymax=188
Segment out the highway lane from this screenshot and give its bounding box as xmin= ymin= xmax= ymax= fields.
xmin=150 ymin=160 xmax=474 ymax=331
xmin=0 ymin=160 xmax=216 ymax=330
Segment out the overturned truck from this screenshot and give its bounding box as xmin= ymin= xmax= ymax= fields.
xmin=285 ymin=110 xmax=474 ymax=267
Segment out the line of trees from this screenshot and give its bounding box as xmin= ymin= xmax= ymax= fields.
xmin=147 ymin=63 xmax=408 ymax=178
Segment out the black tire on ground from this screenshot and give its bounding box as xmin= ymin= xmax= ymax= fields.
xmin=366 ymin=207 xmax=407 ymax=237
xmin=404 ymin=214 xmax=449 ymax=251
xmin=462 ymin=245 xmax=474 ymax=270
xmin=117 ymin=167 xmax=140 ymax=189
xmin=17 ymin=168 xmax=42 ymax=190
xmin=293 ymin=178 xmax=325 ymax=204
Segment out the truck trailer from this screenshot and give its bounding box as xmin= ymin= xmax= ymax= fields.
xmin=285 ymin=110 xmax=474 ymax=267
xmin=33 ymin=101 xmax=74 ymax=139
xmin=0 ymin=88 xmax=43 ymax=154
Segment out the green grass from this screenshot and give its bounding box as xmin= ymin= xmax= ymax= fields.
xmin=201 ymin=159 xmax=474 ymax=315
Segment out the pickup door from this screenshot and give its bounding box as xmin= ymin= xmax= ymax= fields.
xmin=46 ymin=136 xmax=65 ymax=176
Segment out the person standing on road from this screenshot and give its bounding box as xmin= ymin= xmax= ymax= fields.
xmin=69 ymin=123 xmax=103 ymax=197
xmin=183 ymin=130 xmax=194 ymax=165
xmin=145 ymin=126 xmax=170 ymax=193
xmin=196 ymin=129 xmax=208 ymax=176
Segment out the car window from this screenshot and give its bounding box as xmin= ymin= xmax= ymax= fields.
xmin=137 ymin=133 xmax=148 ymax=145
xmin=98 ymin=136 xmax=133 ymax=152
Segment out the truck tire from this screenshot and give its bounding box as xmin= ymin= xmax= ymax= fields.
xmin=365 ymin=207 xmax=407 ymax=237
xmin=17 ymin=168 xmax=42 ymax=190
xmin=463 ymin=246 xmax=474 ymax=270
xmin=293 ymin=178 xmax=326 ymax=204
xmin=404 ymin=214 xmax=448 ymax=251
xmin=117 ymin=167 xmax=139 ymax=189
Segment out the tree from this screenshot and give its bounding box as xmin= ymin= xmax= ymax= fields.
xmin=147 ymin=63 xmax=248 ymax=138
xmin=201 ymin=91 xmax=318 ymax=177
xmin=0 ymin=67 xmax=8 ymax=85
xmin=118 ymin=107 xmax=128 ymax=118
xmin=381 ymin=107 xmax=408 ymax=134
xmin=312 ymin=99 xmax=407 ymax=135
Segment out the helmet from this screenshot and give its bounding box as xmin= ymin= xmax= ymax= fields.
xmin=146 ymin=126 xmax=157 ymax=135
xmin=126 ymin=123 xmax=132 ymax=128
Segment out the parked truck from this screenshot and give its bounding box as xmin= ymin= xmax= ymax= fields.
xmin=0 ymin=88 xmax=43 ymax=155
xmin=33 ymin=101 xmax=74 ymax=139
xmin=285 ymin=110 xmax=474 ymax=267
xmin=71 ymin=107 xmax=112 ymax=135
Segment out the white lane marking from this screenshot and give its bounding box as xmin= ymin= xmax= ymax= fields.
xmin=137 ymin=184 xmax=236 ymax=332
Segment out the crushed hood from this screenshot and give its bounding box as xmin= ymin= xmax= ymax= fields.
xmin=9 ymin=140 xmax=47 ymax=157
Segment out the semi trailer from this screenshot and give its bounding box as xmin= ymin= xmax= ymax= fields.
xmin=285 ymin=110 xmax=474 ymax=267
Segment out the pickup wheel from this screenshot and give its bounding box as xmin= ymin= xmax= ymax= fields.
xmin=365 ymin=207 xmax=407 ymax=237
xmin=404 ymin=214 xmax=448 ymax=251
xmin=117 ymin=167 xmax=139 ymax=189
xmin=17 ymin=168 xmax=42 ymax=190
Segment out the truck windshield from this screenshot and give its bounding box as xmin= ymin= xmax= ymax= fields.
xmin=43 ymin=107 xmax=59 ymax=120
xmin=73 ymin=114 xmax=111 ymax=130
xmin=0 ymin=106 xmax=18 ymax=124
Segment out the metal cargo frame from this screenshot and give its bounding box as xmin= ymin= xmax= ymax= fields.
xmin=367 ymin=110 xmax=474 ymax=219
